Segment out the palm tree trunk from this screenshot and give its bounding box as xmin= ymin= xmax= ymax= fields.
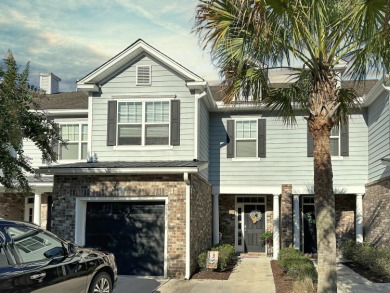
xmin=312 ymin=117 xmax=337 ymax=293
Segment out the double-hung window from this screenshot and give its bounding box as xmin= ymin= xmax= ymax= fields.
xmin=330 ymin=125 xmax=340 ymax=156
xmin=59 ymin=123 xmax=88 ymax=160
xmin=235 ymin=120 xmax=257 ymax=157
xmin=117 ymin=101 xmax=170 ymax=146
xmin=227 ymin=118 xmax=266 ymax=158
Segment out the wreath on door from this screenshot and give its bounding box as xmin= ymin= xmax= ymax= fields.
xmin=249 ymin=210 xmax=262 ymax=224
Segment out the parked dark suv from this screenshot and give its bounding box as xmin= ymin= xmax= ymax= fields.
xmin=0 ymin=219 xmax=117 ymax=293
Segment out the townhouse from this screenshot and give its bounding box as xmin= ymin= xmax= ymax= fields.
xmin=1 ymin=39 xmax=389 ymax=278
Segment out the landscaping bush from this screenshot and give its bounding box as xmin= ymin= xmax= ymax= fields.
xmin=197 ymin=243 xmax=236 ymax=271
xmin=341 ymin=241 xmax=390 ymax=279
xmin=278 ymin=248 xmax=317 ymax=283
xmin=278 ymin=247 xmax=304 ymax=262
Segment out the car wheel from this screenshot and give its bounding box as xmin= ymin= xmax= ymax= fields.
xmin=89 ymin=272 xmax=112 ymax=293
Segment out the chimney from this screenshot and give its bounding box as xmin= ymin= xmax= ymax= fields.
xmin=39 ymin=73 xmax=61 ymax=94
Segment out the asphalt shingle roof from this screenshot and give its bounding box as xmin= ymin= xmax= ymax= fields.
xmin=31 ymin=92 xmax=88 ymax=110
xmin=40 ymin=161 xmax=207 ymax=169
xmin=210 ymin=80 xmax=379 ymax=102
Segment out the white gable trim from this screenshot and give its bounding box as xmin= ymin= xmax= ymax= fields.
xmin=77 ymin=40 xmax=203 ymax=90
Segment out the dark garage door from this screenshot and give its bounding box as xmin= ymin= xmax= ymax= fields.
xmin=85 ymin=202 xmax=165 ymax=276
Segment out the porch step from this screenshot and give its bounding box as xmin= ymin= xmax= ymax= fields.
xmin=239 ymin=253 xmax=266 ymax=258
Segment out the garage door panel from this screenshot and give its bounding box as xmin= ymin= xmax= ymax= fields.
xmin=85 ymin=202 xmax=165 ymax=276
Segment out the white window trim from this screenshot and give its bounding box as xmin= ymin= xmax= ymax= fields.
xmin=330 ymin=124 xmax=343 ymax=159
xmin=235 ymin=118 xmax=258 ymax=158
xmin=116 ymin=99 xmax=171 ymax=147
xmin=57 ymin=122 xmax=88 ymax=162
xmin=136 ymin=65 xmax=152 ymax=86
xmin=24 ymin=196 xmax=34 ymax=223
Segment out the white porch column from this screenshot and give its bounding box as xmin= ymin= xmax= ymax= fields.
xmin=33 ymin=194 xmax=41 ymax=226
xmin=356 ymin=193 xmax=364 ymax=243
xmin=293 ymin=194 xmax=300 ymax=250
xmin=273 ymin=194 xmax=280 ymax=259
xmin=212 ymin=194 xmax=220 ymax=245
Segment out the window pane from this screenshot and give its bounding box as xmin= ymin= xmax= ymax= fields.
xmin=60 ymin=143 xmax=79 ymax=160
xmin=146 ymin=102 xmax=169 ymax=123
xmin=61 ymin=125 xmax=79 ymax=141
xmin=81 ymin=124 xmax=88 ymax=141
xmin=81 ymin=142 xmax=88 ymax=160
xmin=330 ymin=138 xmax=339 ymax=156
xmin=145 ymin=125 xmax=169 ymax=145
xmin=118 ymin=125 xmax=142 ymax=145
xmin=236 ymin=140 xmax=256 ymax=157
xmin=330 ymin=126 xmax=339 ymax=137
xmin=118 ymin=102 xmax=142 ymax=123
xmin=7 ymin=227 xmax=65 ymax=263
xmin=236 ymin=120 xmax=256 ymax=139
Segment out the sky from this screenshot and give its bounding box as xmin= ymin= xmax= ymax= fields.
xmin=0 ymin=0 xmax=220 ymax=92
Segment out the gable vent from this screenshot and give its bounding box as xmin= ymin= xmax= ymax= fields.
xmin=136 ymin=65 xmax=151 ymax=85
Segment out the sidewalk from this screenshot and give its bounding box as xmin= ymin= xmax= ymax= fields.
xmin=155 ymin=257 xmax=276 ymax=293
xmin=337 ymin=263 xmax=390 ymax=293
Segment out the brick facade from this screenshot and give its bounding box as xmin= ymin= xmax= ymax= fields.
xmin=281 ymin=184 xmax=293 ymax=248
xmin=364 ymin=177 xmax=390 ymax=247
xmin=335 ymin=194 xmax=355 ymax=249
xmin=0 ymin=193 xmax=24 ymax=221
xmin=189 ymin=175 xmax=212 ymax=275
xmin=50 ymin=173 xmax=210 ymax=278
xmin=218 ymin=194 xmax=235 ymax=245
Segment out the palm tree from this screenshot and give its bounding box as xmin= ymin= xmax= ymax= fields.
xmin=194 ymin=0 xmax=390 ymax=292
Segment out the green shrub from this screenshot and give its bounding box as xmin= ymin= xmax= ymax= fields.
xmin=341 ymin=241 xmax=390 ymax=279
xmin=197 ymin=243 xmax=236 ymax=272
xmin=278 ymin=248 xmax=304 ymax=261
xmin=278 ymin=247 xmax=317 ymax=283
xmin=283 ymin=257 xmax=317 ymax=282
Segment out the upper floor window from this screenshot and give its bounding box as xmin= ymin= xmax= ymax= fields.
xmin=117 ymin=101 xmax=169 ymax=145
xmin=58 ymin=123 xmax=88 ymax=160
xmin=236 ymin=120 xmax=257 ymax=157
xmin=330 ymin=125 xmax=340 ymax=156
xmin=307 ymin=120 xmax=349 ymax=157
xmin=227 ymin=118 xmax=266 ymax=159
xmin=107 ymin=99 xmax=180 ymax=147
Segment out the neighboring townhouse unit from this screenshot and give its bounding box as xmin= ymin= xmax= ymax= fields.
xmin=1 ymin=39 xmax=388 ymax=279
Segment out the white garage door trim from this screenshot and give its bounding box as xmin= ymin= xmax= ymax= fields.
xmin=75 ymin=196 xmax=168 ymax=277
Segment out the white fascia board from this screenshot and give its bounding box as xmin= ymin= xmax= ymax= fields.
xmin=29 ymin=109 xmax=88 ymax=115
xmin=363 ymin=78 xmax=385 ymax=106
xmin=79 ymin=41 xmax=203 ymax=86
xmin=77 ymin=84 xmax=100 ymax=92
xmin=36 ymin=166 xmax=207 ymax=175
xmin=213 ymin=184 xmax=365 ymax=195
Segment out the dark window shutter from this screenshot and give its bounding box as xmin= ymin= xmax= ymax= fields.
xmin=307 ymin=122 xmax=314 ymax=157
xmin=340 ymin=120 xmax=349 ymax=156
xmin=51 ymin=122 xmax=59 ymax=160
xmin=107 ymin=101 xmax=117 ymax=146
xmin=227 ymin=120 xmax=235 ymax=158
xmin=170 ymin=100 xmax=180 ymax=146
xmin=258 ymin=119 xmax=266 ymax=158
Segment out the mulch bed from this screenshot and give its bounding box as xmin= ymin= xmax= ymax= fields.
xmin=191 ymin=259 xmax=238 ymax=280
xmin=270 ymin=260 xmax=294 ymax=293
xmin=343 ymin=262 xmax=390 ymax=283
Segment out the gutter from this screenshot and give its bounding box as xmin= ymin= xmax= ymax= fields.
xmin=194 ymin=91 xmax=207 ymax=160
xmin=184 ymin=172 xmax=191 ymax=279
xmin=36 ymin=165 xmax=208 ymax=175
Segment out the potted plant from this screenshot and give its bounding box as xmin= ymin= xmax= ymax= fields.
xmin=260 ymin=231 xmax=273 ymax=257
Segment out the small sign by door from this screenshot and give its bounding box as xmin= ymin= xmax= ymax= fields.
xmin=206 ymin=251 xmax=219 ymax=269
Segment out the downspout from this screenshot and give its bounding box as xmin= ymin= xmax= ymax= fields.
xmin=184 ymin=172 xmax=191 ymax=279
xmin=194 ymin=91 xmax=207 ymax=160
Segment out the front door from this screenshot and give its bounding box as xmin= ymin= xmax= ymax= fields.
xmin=244 ymin=204 xmax=265 ymax=252
xmin=303 ymin=205 xmax=317 ymax=253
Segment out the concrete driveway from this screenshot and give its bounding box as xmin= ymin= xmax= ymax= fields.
xmin=114 ymin=275 xmax=168 ymax=293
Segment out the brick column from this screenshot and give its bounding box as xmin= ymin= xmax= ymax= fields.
xmin=281 ymin=184 xmax=293 ymax=248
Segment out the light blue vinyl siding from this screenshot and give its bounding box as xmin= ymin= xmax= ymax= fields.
xmin=209 ymin=112 xmax=368 ymax=188
xmin=368 ymin=91 xmax=390 ymax=181
xmin=91 ymin=54 xmax=195 ymax=161
xmin=198 ymin=99 xmax=209 ymax=179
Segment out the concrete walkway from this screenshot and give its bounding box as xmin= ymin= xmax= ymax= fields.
xmin=337 ymin=263 xmax=390 ymax=293
xmin=155 ymin=257 xmax=276 ymax=293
